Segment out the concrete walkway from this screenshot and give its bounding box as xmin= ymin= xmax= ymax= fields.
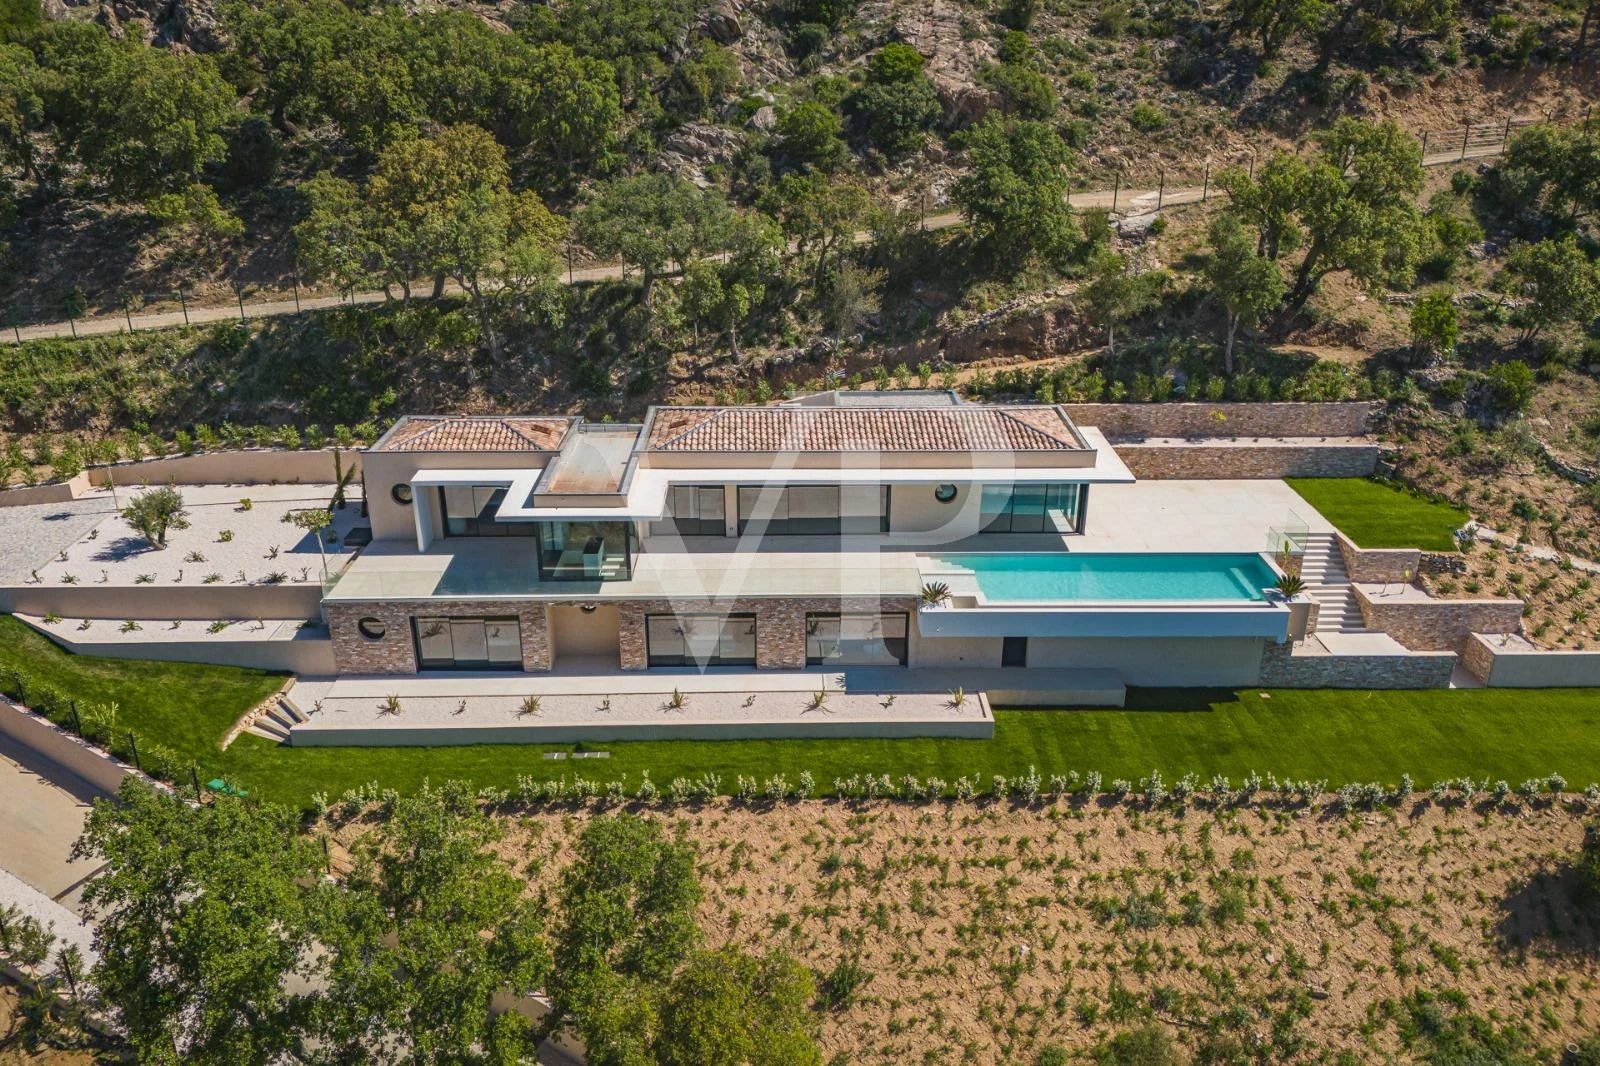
xmin=2 ymin=142 xmax=1515 ymax=344
xmin=0 ymin=738 xmax=103 ymax=915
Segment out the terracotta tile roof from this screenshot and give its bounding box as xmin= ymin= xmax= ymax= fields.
xmin=645 ymin=406 xmax=1086 ymax=453
xmin=374 ymin=416 xmax=572 ymax=453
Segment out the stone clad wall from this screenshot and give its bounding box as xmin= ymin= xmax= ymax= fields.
xmin=1462 ymin=633 xmax=1600 ymax=687
xmin=328 ymin=596 xmax=919 ymax=674
xmin=1115 ymin=443 xmax=1379 ymax=480
xmin=327 ymin=600 xmax=558 ymax=674
xmin=1061 ymin=402 xmax=1378 ymax=441
xmin=1258 ymin=642 xmax=1456 ymax=688
xmin=1336 ymin=534 xmax=1422 ymax=583
xmin=1354 ymin=588 xmax=1524 ymax=652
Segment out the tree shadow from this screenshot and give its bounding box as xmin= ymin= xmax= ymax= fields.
xmin=1495 ymin=862 xmax=1600 ymax=958
xmin=88 ymin=535 xmax=155 ymax=562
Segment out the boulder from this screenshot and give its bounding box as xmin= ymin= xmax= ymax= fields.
xmin=892 ymin=0 xmax=995 ymax=125
xmin=746 ymin=105 xmax=777 ymax=132
xmin=699 ymin=0 xmax=742 ymax=44
xmin=660 ymin=123 xmax=746 ymax=186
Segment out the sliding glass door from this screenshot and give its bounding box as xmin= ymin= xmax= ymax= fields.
xmin=414 ymin=617 xmax=523 ymax=670
xmin=645 ymin=614 xmax=757 ymax=667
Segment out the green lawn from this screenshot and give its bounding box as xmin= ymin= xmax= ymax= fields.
xmin=6 ymin=616 xmax=1600 ymax=809
xmin=1285 ymin=477 xmax=1469 ymax=551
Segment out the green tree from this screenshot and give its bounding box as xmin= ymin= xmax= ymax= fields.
xmin=1496 ymin=235 xmax=1600 ymax=343
xmin=1204 ymin=214 xmax=1285 ymax=372
xmin=119 ymin=485 xmax=189 ymax=549
xmin=314 ymin=781 xmax=550 ymax=1065
xmin=774 ymin=100 xmax=848 ymax=172
xmin=72 ymin=782 xmax=321 ymax=1064
xmin=578 ymin=173 xmax=733 ymax=305
xmin=286 ymin=507 xmax=333 ymax=578
xmin=1408 ymin=287 xmax=1458 ymax=361
xmin=763 ymin=170 xmax=873 ymax=291
xmin=656 ymin=947 xmax=821 ymax=1066
xmin=47 ymin=32 xmax=237 ymax=199
xmin=1225 ymin=118 xmax=1424 ymax=316
xmin=148 ymin=183 xmax=245 ymax=281
xmin=1493 ymin=121 xmax=1600 ymax=228
xmin=950 ymin=116 xmax=1076 ymax=269
xmin=0 ymin=42 xmax=42 ymax=179
xmin=294 ymin=172 xmax=379 ymax=297
xmin=1484 ymin=359 xmax=1535 ymax=413
xmin=848 ymin=44 xmax=941 ymax=158
xmin=1079 ymin=250 xmax=1165 ymax=354
xmin=818 ymin=259 xmax=883 ymax=346
xmin=542 ymin=814 xmax=702 ymax=1061
xmin=1227 ymin=0 xmax=1327 ymax=57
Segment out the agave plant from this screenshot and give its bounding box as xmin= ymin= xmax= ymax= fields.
xmin=920 ymin=581 xmax=952 ymax=607
xmin=1275 ymin=573 xmax=1306 ymax=597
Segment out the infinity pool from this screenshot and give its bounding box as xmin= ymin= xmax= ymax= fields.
xmin=932 ymin=552 xmax=1277 ymax=603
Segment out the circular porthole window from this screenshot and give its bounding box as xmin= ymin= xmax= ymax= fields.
xmin=357 ymin=617 xmax=388 ymax=640
xmin=391 ymin=483 xmax=414 ymax=505
xmin=933 ymin=484 xmax=958 ymax=504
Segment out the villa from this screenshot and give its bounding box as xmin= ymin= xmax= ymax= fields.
xmin=2 ymin=393 xmax=1593 ymax=744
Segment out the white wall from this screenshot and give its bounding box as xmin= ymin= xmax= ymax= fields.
xmin=1026 ymin=636 xmax=1267 ymax=686
xmin=889 ymin=483 xmax=984 ymax=538
xmin=910 ymin=630 xmax=1003 ymax=667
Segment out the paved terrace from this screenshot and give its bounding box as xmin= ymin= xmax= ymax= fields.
xmin=285 ymin=667 xmax=1011 ymax=744
xmin=27 ymin=484 xmax=363 ymax=588
xmin=327 ymin=480 xmax=1338 ymax=601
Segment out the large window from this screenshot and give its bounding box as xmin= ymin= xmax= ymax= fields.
xmin=805 ymin=612 xmax=908 ymax=667
xmin=736 ymin=485 xmax=888 ymax=536
xmin=438 ymin=485 xmax=537 ymax=537
xmin=414 ymin=616 xmax=522 ymax=670
xmin=537 ymin=521 xmax=634 ymax=581
xmin=646 ymin=614 xmax=757 ymax=667
xmin=979 ymin=484 xmax=1086 ymax=534
xmin=651 ymin=485 xmax=726 ymax=537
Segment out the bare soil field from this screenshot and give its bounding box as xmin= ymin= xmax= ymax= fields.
xmin=324 ymin=798 xmax=1600 ymax=1064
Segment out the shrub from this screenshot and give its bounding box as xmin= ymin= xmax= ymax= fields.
xmin=1483 ymin=360 xmax=1534 ymax=413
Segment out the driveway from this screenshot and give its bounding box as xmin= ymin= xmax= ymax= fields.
xmin=0 ymin=736 xmax=104 ymax=912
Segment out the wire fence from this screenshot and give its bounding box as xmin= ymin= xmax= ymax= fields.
xmin=5 ymin=108 xmax=1594 ymax=346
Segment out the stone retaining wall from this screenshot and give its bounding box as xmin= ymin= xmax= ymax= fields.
xmin=1462 ymin=633 xmax=1600 ymax=687
xmin=1336 ymin=534 xmax=1423 ymax=583
xmin=0 ymin=449 xmax=362 ymax=510
xmin=1258 ymin=642 xmax=1457 ymax=688
xmin=1061 ymin=402 xmax=1378 ymax=441
xmin=1354 ymin=587 xmax=1524 ymax=652
xmin=1115 ymin=442 xmax=1379 ymax=479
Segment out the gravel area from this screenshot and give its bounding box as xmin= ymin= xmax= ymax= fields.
xmin=29 ymin=485 xmax=363 ymax=588
xmin=0 ymin=498 xmax=118 ymax=583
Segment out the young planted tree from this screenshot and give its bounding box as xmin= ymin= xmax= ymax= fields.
xmin=286 ymin=507 xmax=333 ymax=578
xmin=1204 ymin=214 xmax=1285 ymax=372
xmin=119 ymin=485 xmax=189 ymax=549
xmin=72 ymin=781 xmax=322 ymax=1064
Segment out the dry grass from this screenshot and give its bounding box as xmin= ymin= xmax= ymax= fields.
xmin=325 ymin=797 xmax=1600 ymax=1064
xmin=1427 ymin=546 xmax=1600 ymax=650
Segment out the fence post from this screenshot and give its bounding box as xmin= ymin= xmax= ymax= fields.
xmin=1248 ymin=148 xmax=1256 ymax=179
xmin=68 ymin=315 xmax=76 ymax=339
xmin=1157 ymin=170 xmax=1165 ymax=211
xmin=129 ymin=732 xmax=140 ymax=771
xmin=123 ymin=299 xmax=133 ymax=333
xmin=1201 ymin=164 xmax=1209 ymax=202
xmin=236 ymin=286 xmax=247 ymax=322
xmin=191 ymin=765 xmax=201 ymax=798
xmin=1111 ymin=172 xmax=1120 ymax=213
xmin=292 ymin=275 xmax=302 ymax=314
xmin=1504 ymin=116 xmax=1512 ymax=144
xmin=1459 ymin=125 xmax=1469 ymax=161
xmin=1420 ymin=130 xmax=1429 ymax=156
xmin=178 ymin=289 xmax=189 ymax=325
xmin=69 ymin=700 xmax=80 ymax=735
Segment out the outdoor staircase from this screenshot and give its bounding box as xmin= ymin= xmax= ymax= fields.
xmin=1298 ymin=533 xmax=1371 ymax=634
xmin=244 ymin=696 xmax=308 ymax=744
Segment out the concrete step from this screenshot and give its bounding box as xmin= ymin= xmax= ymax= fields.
xmin=274 ymin=697 xmax=309 ymax=725
xmin=247 ymin=718 xmax=290 ymax=742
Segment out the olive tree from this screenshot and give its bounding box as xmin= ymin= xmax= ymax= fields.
xmin=119 ymin=485 xmax=189 ymax=549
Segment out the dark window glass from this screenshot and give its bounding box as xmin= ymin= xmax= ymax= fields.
xmin=804 ymin=613 xmax=908 ymax=666
xmin=645 ymin=614 xmax=758 ymax=667
xmin=391 ymin=484 xmax=413 ymax=505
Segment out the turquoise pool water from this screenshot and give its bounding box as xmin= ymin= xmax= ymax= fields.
xmin=933 ymin=552 xmax=1277 ymax=603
